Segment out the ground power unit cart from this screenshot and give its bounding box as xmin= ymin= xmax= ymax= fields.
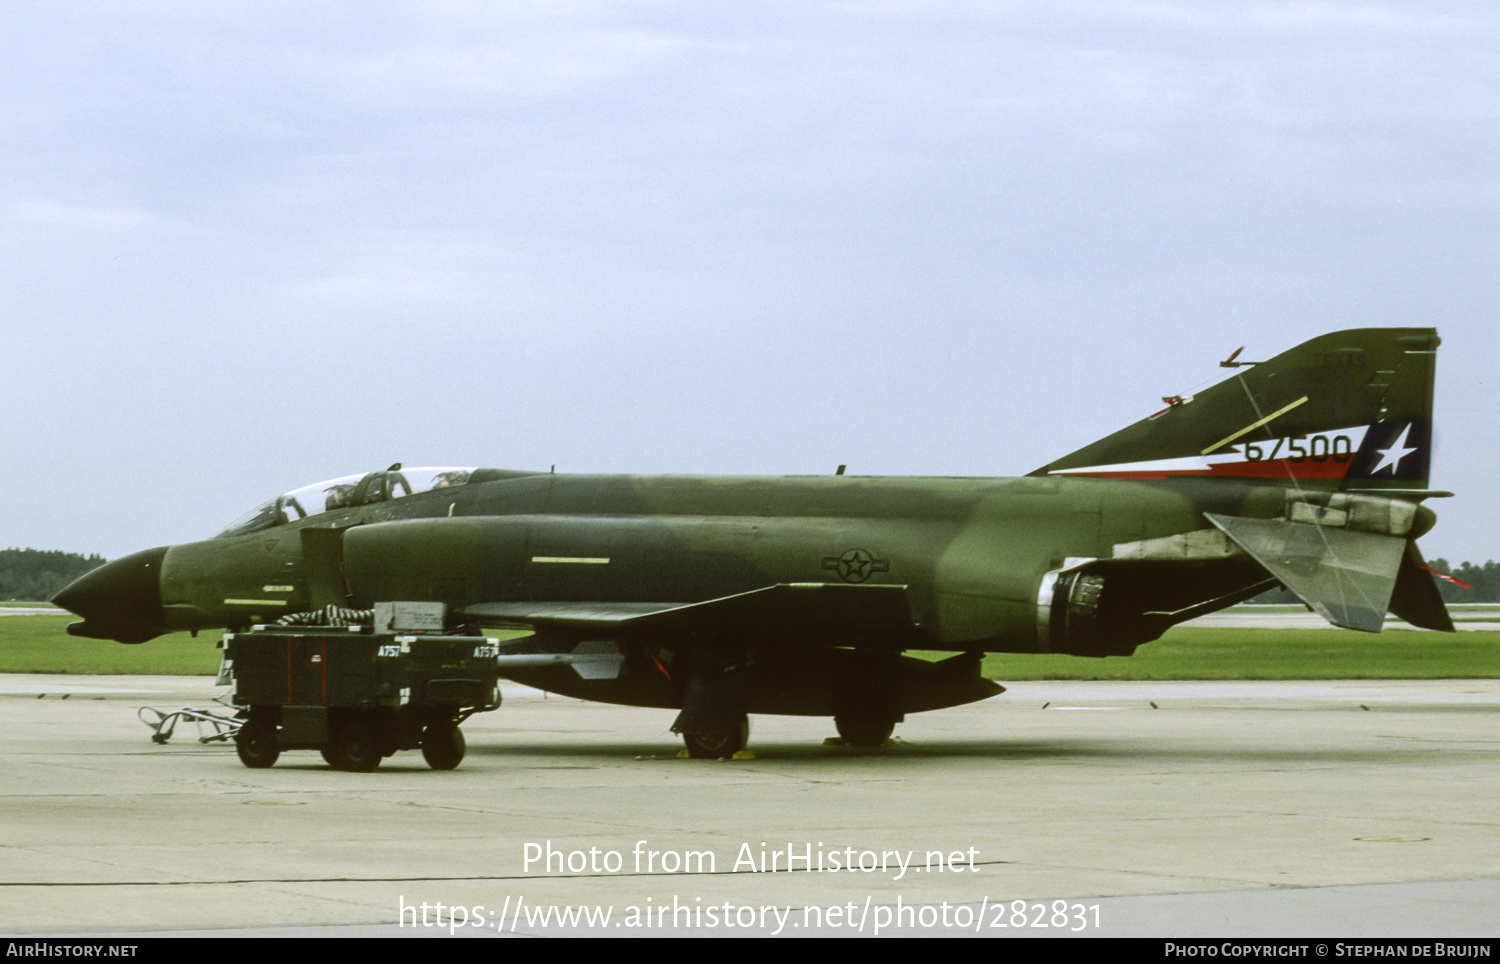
xmin=225 ymin=622 xmax=501 ymax=772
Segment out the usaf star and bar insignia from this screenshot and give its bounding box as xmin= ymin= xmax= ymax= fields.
xmin=821 ymin=548 xmax=890 ymax=584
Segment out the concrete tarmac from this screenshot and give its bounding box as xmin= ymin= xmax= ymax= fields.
xmin=1 ymin=675 xmax=1497 ymax=938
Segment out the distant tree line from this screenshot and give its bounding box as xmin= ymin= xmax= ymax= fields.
xmin=1 ymin=549 xmax=106 ymax=602
xmin=1252 ymin=558 xmax=1500 ymax=604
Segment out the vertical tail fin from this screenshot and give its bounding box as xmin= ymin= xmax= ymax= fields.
xmin=1033 ymin=328 xmax=1452 ymax=633
xmin=1031 ymin=328 xmax=1439 ymax=491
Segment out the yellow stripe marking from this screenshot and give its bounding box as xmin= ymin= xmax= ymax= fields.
xmin=530 ymin=556 xmax=610 ymax=565
xmin=224 ymin=598 xmax=289 ymax=607
xmin=1201 ymin=396 xmax=1309 ymax=455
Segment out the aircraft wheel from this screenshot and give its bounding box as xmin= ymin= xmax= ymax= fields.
xmin=683 ymin=719 xmax=749 ymax=760
xmin=333 ymin=721 xmax=381 ymax=772
xmin=235 ymin=721 xmax=280 ymax=768
xmin=834 ymin=715 xmax=896 ymax=747
xmin=421 ymin=725 xmax=466 ymax=770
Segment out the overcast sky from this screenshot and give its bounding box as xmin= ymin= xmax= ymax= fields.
xmin=3 ymin=1 xmax=1495 ymax=565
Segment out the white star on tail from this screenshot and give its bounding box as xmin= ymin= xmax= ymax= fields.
xmin=1371 ymin=425 xmax=1417 ymax=475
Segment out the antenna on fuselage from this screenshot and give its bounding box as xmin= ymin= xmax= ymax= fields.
xmin=1219 ymin=347 xmax=1265 ymax=368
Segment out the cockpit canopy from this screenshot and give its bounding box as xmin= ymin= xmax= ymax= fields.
xmin=215 ymin=467 xmax=477 ymax=539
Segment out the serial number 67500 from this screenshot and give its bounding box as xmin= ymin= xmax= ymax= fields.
xmin=1243 ymin=434 xmax=1354 ymax=463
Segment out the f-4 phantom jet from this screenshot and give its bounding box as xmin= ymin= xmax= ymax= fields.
xmin=55 ymin=328 xmax=1451 ymax=757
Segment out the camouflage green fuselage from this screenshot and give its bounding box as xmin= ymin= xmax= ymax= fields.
xmin=53 ymin=328 xmax=1449 ymax=730
xmin=159 ymin=470 xmax=1283 ymax=654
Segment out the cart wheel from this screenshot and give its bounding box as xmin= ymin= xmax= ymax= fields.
xmin=334 ymin=721 xmax=381 ymax=772
xmin=235 ymin=721 xmax=279 ymax=769
xmin=421 ymin=725 xmax=466 ymax=770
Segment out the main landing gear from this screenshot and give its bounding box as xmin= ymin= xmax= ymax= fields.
xmin=833 ymin=714 xmax=897 ymax=747
xmin=681 ymin=719 xmax=750 ymax=760
xmin=673 ymin=650 xmax=751 ymax=759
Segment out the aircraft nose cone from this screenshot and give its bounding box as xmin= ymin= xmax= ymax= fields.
xmin=52 ymin=546 xmax=170 ymax=644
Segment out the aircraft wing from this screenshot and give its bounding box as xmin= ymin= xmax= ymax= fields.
xmin=462 ymin=583 xmax=921 ymax=641
xmin=461 ymin=600 xmax=691 ymax=628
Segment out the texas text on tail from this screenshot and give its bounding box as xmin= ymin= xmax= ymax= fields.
xmin=54 ymin=328 xmax=1449 ymax=757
